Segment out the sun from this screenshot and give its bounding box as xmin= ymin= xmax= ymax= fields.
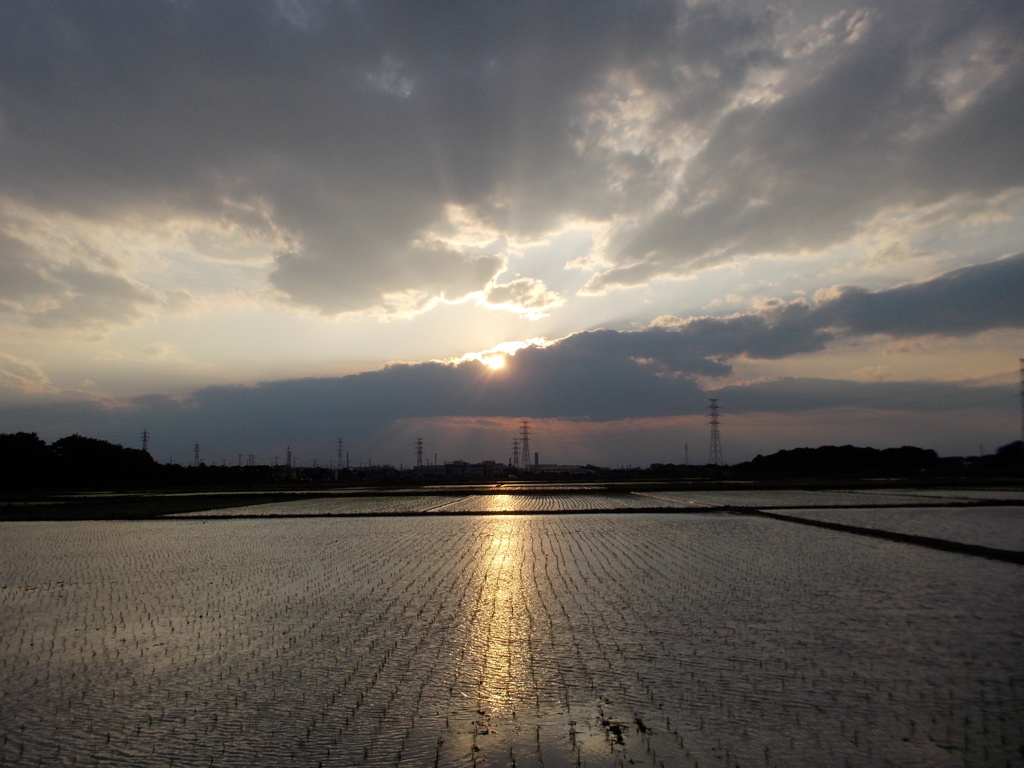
xmin=482 ymin=354 xmax=506 ymax=371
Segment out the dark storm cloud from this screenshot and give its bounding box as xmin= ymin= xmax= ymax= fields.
xmin=631 ymin=252 xmax=1024 ymax=366
xmin=18 ymin=339 xmax=708 ymax=460
xmin=816 ymin=252 xmax=1024 ymax=336
xmin=0 ymin=332 xmax=1007 ymax=465
xmin=713 ymin=377 xmax=1011 ymax=415
xmin=589 ymin=0 xmax=1024 ymax=290
xmin=653 ymin=252 xmax=1024 ymax=356
xmin=0 ymin=2 xmax=594 ymax=310
xmin=0 ymin=0 xmax=793 ymax=316
xmin=186 ymin=332 xmax=710 ymax=434
xmin=2 ymin=0 xmax=1020 ymax=315
xmin=654 ymin=304 xmax=831 ymax=360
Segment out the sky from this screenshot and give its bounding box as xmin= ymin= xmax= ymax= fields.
xmin=1 ymin=0 xmax=1022 ymax=469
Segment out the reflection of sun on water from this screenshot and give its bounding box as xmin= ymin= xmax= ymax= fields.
xmin=474 ymin=517 xmax=533 ymax=718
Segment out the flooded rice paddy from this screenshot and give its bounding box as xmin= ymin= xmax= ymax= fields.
xmin=2 ymin=491 xmax=1023 ymax=767
xmin=776 ymin=507 xmax=1024 ymax=552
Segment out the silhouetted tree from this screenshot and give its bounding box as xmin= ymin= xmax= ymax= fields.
xmin=0 ymin=432 xmax=51 ymax=489
xmin=991 ymin=441 xmax=1024 ymax=467
xmin=738 ymin=445 xmax=939 ymax=477
xmin=50 ymin=434 xmax=158 ymax=488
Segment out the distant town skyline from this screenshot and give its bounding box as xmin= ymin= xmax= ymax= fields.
xmin=1 ymin=1 xmax=1022 ymax=467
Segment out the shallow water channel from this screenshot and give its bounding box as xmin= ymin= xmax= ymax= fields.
xmin=1 ymin=508 xmax=1022 ymax=767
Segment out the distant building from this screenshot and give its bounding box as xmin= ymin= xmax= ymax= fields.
xmin=413 ymin=460 xmax=504 ymax=478
xmin=533 ymin=464 xmax=593 ymax=475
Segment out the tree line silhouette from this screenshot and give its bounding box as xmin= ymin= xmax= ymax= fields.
xmin=1 ymin=431 xmax=1021 ymax=491
xmin=0 ymin=433 xmax=159 ymax=490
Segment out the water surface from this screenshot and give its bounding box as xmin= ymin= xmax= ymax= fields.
xmin=2 ymin=511 xmax=1022 ymax=766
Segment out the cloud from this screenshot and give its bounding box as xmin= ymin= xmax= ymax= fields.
xmin=1 ymin=249 xmax=1017 ymax=462
xmin=653 ymin=252 xmax=1024 ymax=356
xmin=1 ymin=1 xmax=1020 ymax=465
xmin=272 ymin=240 xmax=504 ymax=316
xmin=4 ymin=0 xmax=679 ymax=317
xmin=0 ymin=348 xmax=1008 ymax=466
xmin=712 ymin=376 xmax=1008 ymax=414
xmin=5 ymin=0 xmax=963 ymax=319
xmin=5 ymin=251 xmax=1018 ymax=431
xmin=650 ymin=304 xmax=832 ymax=361
xmin=481 ymin=277 xmax=565 ymax=318
xmin=0 ymin=353 xmax=59 ymax=396
xmin=815 ymin=252 xmax=1024 ymax=336
xmin=0 ymin=228 xmax=160 ymax=330
xmin=585 ymin=0 xmax=1024 ymax=291
xmin=0 ymin=232 xmax=57 ymax=309
xmin=26 ymin=262 xmax=160 ymax=329
xmin=2 ymin=248 xmax=1015 ymax=420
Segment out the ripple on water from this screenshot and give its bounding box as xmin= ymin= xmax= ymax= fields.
xmin=0 ymin=513 xmax=1021 ymax=767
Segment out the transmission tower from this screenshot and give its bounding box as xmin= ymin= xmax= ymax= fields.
xmin=336 ymin=438 xmax=344 ymax=479
xmin=519 ymin=420 xmax=531 ymax=470
xmin=141 ymin=429 xmax=150 ymax=453
xmin=193 ymin=442 xmax=201 ymax=467
xmin=511 ymin=438 xmax=520 ymax=469
xmin=416 ymin=437 xmax=424 ymax=467
xmin=708 ymin=399 xmax=723 ymax=466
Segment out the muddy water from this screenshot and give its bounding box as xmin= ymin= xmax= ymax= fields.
xmin=1 ymin=513 xmax=1022 ymax=767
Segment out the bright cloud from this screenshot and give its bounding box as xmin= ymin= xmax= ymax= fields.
xmin=481 ymin=278 xmax=565 ymax=318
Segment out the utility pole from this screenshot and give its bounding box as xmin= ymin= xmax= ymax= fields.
xmin=708 ymin=399 xmax=723 ymax=466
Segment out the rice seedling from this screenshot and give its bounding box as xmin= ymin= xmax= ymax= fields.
xmin=0 ymin=505 xmax=1021 ymax=766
